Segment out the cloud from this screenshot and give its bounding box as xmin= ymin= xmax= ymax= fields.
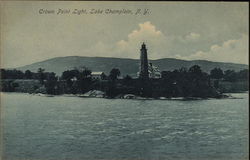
xmin=78 ymin=21 xmax=170 ymax=60
xmin=178 ymin=34 xmax=249 ymax=64
xmin=113 ymin=22 xmax=204 ymax=60
xmin=82 ymin=21 xmax=248 ymax=65
xmin=185 ymin=32 xmax=200 ymax=41
xmin=114 ymin=21 xmax=170 ymax=59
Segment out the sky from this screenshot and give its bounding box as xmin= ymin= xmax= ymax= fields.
xmin=1 ymin=1 xmax=249 ymax=68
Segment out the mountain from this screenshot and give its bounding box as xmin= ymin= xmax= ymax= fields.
xmin=16 ymin=56 xmax=248 ymax=76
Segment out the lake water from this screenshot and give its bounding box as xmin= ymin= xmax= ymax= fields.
xmin=1 ymin=93 xmax=249 ymax=160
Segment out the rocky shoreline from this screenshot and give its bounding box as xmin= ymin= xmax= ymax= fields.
xmin=15 ymin=90 xmax=243 ymax=101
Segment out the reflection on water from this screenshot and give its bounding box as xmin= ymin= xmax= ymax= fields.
xmin=2 ymin=93 xmax=249 ymax=160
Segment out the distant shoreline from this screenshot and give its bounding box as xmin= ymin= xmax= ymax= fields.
xmin=1 ymin=66 xmax=248 ymax=98
xmin=1 ymin=92 xmax=248 ymax=101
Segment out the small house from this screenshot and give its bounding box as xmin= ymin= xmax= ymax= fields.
xmin=91 ymin=72 xmax=105 ymax=80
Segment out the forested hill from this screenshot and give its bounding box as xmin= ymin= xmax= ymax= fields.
xmin=16 ymin=56 xmax=248 ymax=76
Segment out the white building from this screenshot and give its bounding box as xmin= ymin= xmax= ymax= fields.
xmin=137 ymin=63 xmax=161 ymax=79
xmin=148 ymin=63 xmax=161 ymax=79
xmin=91 ymin=72 xmax=105 ymax=80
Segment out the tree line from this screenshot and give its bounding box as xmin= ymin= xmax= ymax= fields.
xmin=0 ymin=66 xmax=248 ymax=98
xmin=1 ymin=67 xmax=248 ymax=82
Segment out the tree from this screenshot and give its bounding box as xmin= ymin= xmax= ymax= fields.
xmin=37 ymin=68 xmax=45 ymax=84
xmin=189 ymin=65 xmax=202 ymax=76
xmin=24 ymin=70 xmax=33 ymax=79
xmin=187 ymin=65 xmax=212 ymax=97
xmin=123 ymin=75 xmax=132 ymax=86
xmin=0 ymin=69 xmax=26 ymax=79
xmin=44 ymin=72 xmax=58 ymax=94
xmin=76 ymin=67 xmax=92 ymax=93
xmin=61 ymin=67 xmax=92 ymax=94
xmin=61 ymin=69 xmax=78 ymax=93
xmin=210 ymin=68 xmax=224 ymax=89
xmin=101 ymin=73 xmax=107 ymax=80
xmin=81 ymin=69 xmax=92 ymax=79
xmin=210 ymin=68 xmax=224 ymax=79
xmin=161 ymin=71 xmax=171 ymax=79
xmin=109 ymin=68 xmax=121 ymax=81
xmin=61 ymin=70 xmax=79 ymax=81
xmin=188 ymin=65 xmax=202 ymax=88
xmin=0 ymin=69 xmax=6 ymax=79
xmin=224 ymin=70 xmax=237 ymax=82
xmin=237 ymin=69 xmax=249 ymax=80
xmin=105 ymin=68 xmax=121 ymax=97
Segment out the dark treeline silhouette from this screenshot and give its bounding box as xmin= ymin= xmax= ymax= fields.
xmin=210 ymin=68 xmax=248 ymax=82
xmin=0 ymin=68 xmax=58 ymax=81
xmin=0 ymin=66 xmax=248 ymax=98
xmin=61 ymin=67 xmax=93 ymax=94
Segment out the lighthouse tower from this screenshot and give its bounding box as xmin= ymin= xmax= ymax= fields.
xmin=139 ymin=43 xmax=149 ymax=79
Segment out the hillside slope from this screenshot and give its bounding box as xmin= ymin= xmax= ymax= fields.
xmin=16 ymin=56 xmax=248 ymax=76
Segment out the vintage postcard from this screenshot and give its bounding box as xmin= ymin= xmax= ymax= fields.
xmin=0 ymin=1 xmax=249 ymax=160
